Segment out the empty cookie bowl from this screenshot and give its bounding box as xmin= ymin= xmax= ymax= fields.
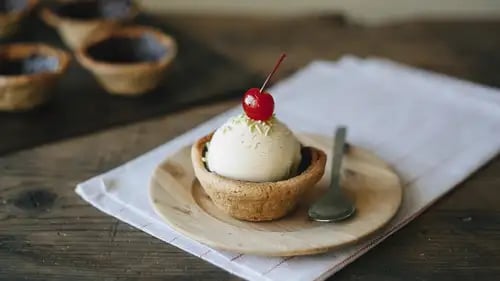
xmin=76 ymin=25 xmax=177 ymax=96
xmin=0 ymin=0 xmax=38 ymax=38
xmin=191 ymin=133 xmax=327 ymax=222
xmin=0 ymin=43 xmax=70 ymax=111
xmin=40 ymin=0 xmax=138 ymax=49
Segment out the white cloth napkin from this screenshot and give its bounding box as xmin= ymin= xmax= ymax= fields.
xmin=76 ymin=56 xmax=500 ymax=281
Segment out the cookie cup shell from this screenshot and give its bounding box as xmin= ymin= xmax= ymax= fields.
xmin=40 ymin=0 xmax=139 ymax=49
xmin=0 ymin=0 xmax=38 ymax=38
xmin=75 ymin=25 xmax=177 ymax=96
xmin=191 ymin=133 xmax=327 ymax=222
xmin=0 ymin=43 xmax=70 ymax=111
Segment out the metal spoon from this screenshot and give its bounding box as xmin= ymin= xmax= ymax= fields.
xmin=308 ymin=126 xmax=356 ymax=222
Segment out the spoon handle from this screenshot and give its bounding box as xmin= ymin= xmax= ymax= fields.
xmin=330 ymin=127 xmax=347 ymax=190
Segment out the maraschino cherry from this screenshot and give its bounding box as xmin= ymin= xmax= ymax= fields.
xmin=243 ymin=53 xmax=286 ymax=121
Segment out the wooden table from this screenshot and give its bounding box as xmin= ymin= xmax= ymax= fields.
xmin=1 ymin=14 xmax=499 ymax=281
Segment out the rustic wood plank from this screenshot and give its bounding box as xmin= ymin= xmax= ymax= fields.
xmin=160 ymin=14 xmax=500 ymax=88
xmin=1 ymin=14 xmax=499 ymax=281
xmin=0 ymin=101 xmax=239 ymax=281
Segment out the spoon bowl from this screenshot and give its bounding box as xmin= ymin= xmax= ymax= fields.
xmin=308 ymin=189 xmax=356 ymax=222
xmin=308 ymin=127 xmax=357 ymax=222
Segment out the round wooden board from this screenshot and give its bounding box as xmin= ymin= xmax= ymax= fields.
xmin=150 ymin=134 xmax=403 ymax=256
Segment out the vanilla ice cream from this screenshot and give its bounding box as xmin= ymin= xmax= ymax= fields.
xmin=206 ymin=114 xmax=302 ymax=182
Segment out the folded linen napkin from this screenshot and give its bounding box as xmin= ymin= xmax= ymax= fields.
xmin=76 ymin=56 xmax=500 ymax=281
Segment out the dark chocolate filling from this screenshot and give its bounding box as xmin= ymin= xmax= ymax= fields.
xmin=53 ymin=0 xmax=132 ymax=20
xmin=0 ymin=0 xmax=29 ymax=13
xmin=87 ymin=35 xmax=168 ymax=63
xmin=297 ymin=147 xmax=313 ymax=175
xmin=0 ymin=54 xmax=59 ymax=76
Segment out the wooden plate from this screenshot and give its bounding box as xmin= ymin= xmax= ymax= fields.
xmin=150 ymin=134 xmax=403 ymax=256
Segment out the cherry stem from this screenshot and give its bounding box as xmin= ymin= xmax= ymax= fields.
xmin=259 ymin=53 xmax=287 ymax=93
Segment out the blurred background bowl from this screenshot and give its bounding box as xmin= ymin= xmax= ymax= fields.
xmin=40 ymin=0 xmax=138 ymax=50
xmin=0 ymin=0 xmax=38 ymax=38
xmin=0 ymin=43 xmax=70 ymax=111
xmin=76 ymin=25 xmax=177 ymax=96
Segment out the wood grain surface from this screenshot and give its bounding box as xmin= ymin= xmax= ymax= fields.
xmin=0 ymin=14 xmax=499 ymax=281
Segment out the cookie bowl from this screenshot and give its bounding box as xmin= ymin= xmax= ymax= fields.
xmin=40 ymin=0 xmax=138 ymax=49
xmin=0 ymin=0 xmax=38 ymax=37
xmin=76 ymin=25 xmax=177 ymax=96
xmin=191 ymin=133 xmax=327 ymax=222
xmin=0 ymin=43 xmax=70 ymax=111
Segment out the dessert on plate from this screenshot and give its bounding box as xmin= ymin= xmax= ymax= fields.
xmin=191 ymin=54 xmax=326 ymax=221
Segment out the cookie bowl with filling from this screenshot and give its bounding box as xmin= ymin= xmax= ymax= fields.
xmin=0 ymin=0 xmax=38 ymax=37
xmin=191 ymin=112 xmax=327 ymax=222
xmin=192 ymin=131 xmax=326 ymax=222
xmin=76 ymin=25 xmax=177 ymax=96
xmin=0 ymin=43 xmax=70 ymax=111
xmin=40 ymin=0 xmax=138 ymax=49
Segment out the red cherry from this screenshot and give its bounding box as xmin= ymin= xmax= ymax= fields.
xmin=241 ymin=53 xmax=286 ymax=121
xmin=242 ymin=88 xmax=275 ymax=121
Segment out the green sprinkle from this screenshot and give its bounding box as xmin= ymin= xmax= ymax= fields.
xmin=264 ymin=127 xmax=271 ymax=136
xmin=230 ymin=112 xmax=275 ymax=136
xmin=255 ymin=125 xmax=263 ymax=135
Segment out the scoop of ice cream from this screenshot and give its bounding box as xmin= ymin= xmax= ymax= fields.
xmin=206 ymin=114 xmax=302 ymax=182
